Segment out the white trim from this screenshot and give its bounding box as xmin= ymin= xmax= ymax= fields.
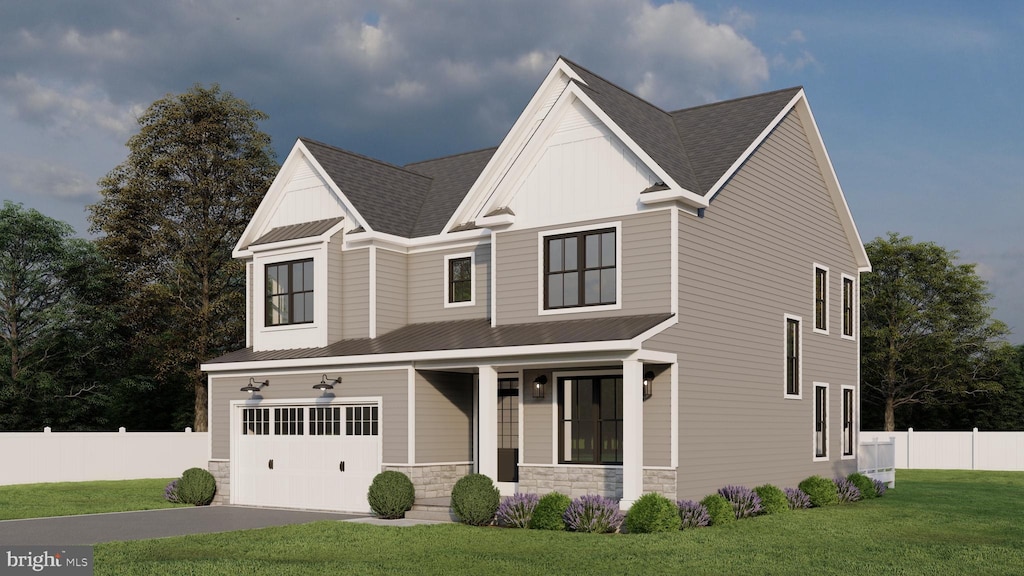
xmin=841 ymin=273 xmax=857 ymax=341
xmin=841 ymin=384 xmax=856 ymax=460
xmin=368 ymin=246 xmax=377 ymax=338
xmin=443 ymin=252 xmax=476 ymax=308
xmin=206 ymin=374 xmax=214 ymax=461
xmin=490 ymin=231 xmax=498 ymax=327
xmin=536 ymin=221 xmax=623 ymax=316
xmin=254 ymin=249 xmax=326 ymax=350
xmin=407 ymin=367 xmax=416 ymax=465
xmin=550 ymin=368 xmax=625 ymax=467
xmin=813 ymin=382 xmax=829 ymax=462
xmin=670 ymin=208 xmax=679 ymax=315
xmin=784 ymin=314 xmax=803 ymax=399
xmin=813 ymin=263 xmax=829 ymax=335
xmin=670 ymin=362 xmax=678 ymax=469
xmin=245 ymin=262 xmax=252 ymax=348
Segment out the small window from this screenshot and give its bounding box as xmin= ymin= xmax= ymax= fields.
xmin=814 ymin=384 xmax=828 ymax=460
xmin=545 ymin=228 xmax=616 ymax=310
xmin=309 ymin=406 xmax=342 ymax=436
xmin=785 ymin=316 xmax=801 ymax=398
xmin=346 ymin=405 xmax=379 ymax=436
xmin=842 ymin=275 xmax=855 ymax=338
xmin=842 ymin=387 xmax=855 ymax=457
xmin=274 ymin=407 xmax=304 ymax=436
xmin=242 ymin=408 xmax=270 ymax=435
xmin=814 ymin=265 xmax=828 ymax=333
xmin=444 ymin=253 xmax=475 ymax=307
xmin=265 ymin=259 xmax=314 ymax=326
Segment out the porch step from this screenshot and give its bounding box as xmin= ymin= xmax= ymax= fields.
xmin=404 ymin=497 xmax=457 ymax=522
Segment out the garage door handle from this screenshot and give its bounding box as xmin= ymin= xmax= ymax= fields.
xmin=339 ymin=461 xmax=345 ymax=472
xmin=268 ymin=459 xmax=274 ymax=470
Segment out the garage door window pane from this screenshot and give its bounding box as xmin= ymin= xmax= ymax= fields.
xmin=310 ymin=406 xmax=342 ymax=436
xmin=346 ymin=405 xmax=379 ymax=436
xmin=274 ymin=407 xmax=304 ymax=436
xmin=242 ymin=408 xmax=269 ymax=435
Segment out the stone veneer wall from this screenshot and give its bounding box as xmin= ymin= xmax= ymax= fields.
xmin=208 ymin=460 xmax=230 ymax=506
xmin=383 ymin=464 xmax=472 ymax=499
xmin=518 ymin=466 xmax=677 ymax=501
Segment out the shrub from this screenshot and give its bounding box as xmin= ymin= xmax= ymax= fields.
xmin=798 ymin=475 xmax=838 ymax=507
xmin=847 ymin=473 xmax=877 ymax=499
xmin=717 ymin=485 xmax=762 ymax=519
xmin=564 ymin=494 xmax=623 ymax=533
xmin=163 ymin=479 xmax=180 ymax=504
xmin=529 ymin=492 xmax=571 ymax=530
xmin=753 ymin=484 xmax=789 ymax=515
xmin=676 ymin=500 xmax=710 ymax=529
xmin=176 ymin=467 xmax=217 ymax=506
xmin=496 ymin=493 xmax=540 ymax=528
xmin=834 ymin=477 xmax=862 ymax=503
xmin=367 ymin=471 xmax=415 ymax=519
xmin=625 ymin=493 xmax=680 ymax=533
xmin=784 ymin=487 xmax=811 ymax=510
xmin=699 ymin=494 xmax=734 ymax=526
xmin=873 ymin=479 xmax=889 ymax=497
xmin=450 ymin=473 xmax=500 ymax=526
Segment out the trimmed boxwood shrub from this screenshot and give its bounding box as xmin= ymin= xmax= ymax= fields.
xmin=784 ymin=487 xmax=811 ymax=510
xmin=450 ymin=474 xmax=500 ymax=526
xmin=676 ymin=499 xmax=710 ymax=529
xmin=176 ymin=467 xmax=217 ymax=506
xmin=625 ymin=493 xmax=680 ymax=533
xmin=496 ymin=493 xmax=540 ymax=528
xmin=834 ymin=477 xmax=862 ymax=503
xmin=799 ymin=475 xmax=838 ymax=507
xmin=564 ymin=494 xmax=623 ymax=533
xmin=367 ymin=471 xmax=415 ymax=519
xmin=717 ymin=485 xmax=762 ymax=519
xmin=529 ymin=492 xmax=571 ymax=530
xmin=163 ymin=479 xmax=181 ymax=504
xmin=753 ymin=484 xmax=789 ymax=515
xmin=700 ymin=494 xmax=734 ymax=526
xmin=847 ymin=472 xmax=877 ymax=499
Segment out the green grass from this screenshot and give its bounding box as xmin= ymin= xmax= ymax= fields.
xmin=90 ymin=470 xmax=1024 ymax=575
xmin=0 ymin=478 xmax=187 ymax=520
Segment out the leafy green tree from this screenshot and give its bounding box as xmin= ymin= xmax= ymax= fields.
xmin=90 ymin=84 xmax=277 ymax=431
xmin=861 ymin=233 xmax=1010 ymax=431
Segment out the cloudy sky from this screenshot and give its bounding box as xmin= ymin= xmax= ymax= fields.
xmin=1 ymin=1 xmax=1021 ymax=342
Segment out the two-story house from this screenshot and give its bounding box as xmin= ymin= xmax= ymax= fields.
xmin=201 ymin=57 xmax=870 ymax=513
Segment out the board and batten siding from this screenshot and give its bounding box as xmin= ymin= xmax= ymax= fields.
xmin=342 ymin=248 xmax=370 ymax=339
xmin=414 ymin=371 xmax=473 ymax=463
xmin=495 ymin=210 xmax=673 ymax=324
xmin=267 ymin=155 xmax=346 ymax=230
xmin=209 ymin=369 xmax=408 ymax=464
xmin=644 ymin=109 xmax=860 ymax=500
xmin=407 ymin=244 xmax=490 ymax=324
xmin=375 ymin=248 xmax=408 ymax=336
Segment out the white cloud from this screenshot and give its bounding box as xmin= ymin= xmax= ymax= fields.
xmin=0 ymin=154 xmax=96 ymax=201
xmin=0 ymin=74 xmax=142 ymax=138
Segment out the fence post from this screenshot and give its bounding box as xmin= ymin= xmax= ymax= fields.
xmin=972 ymin=427 xmax=979 ymax=470
xmin=43 ymin=427 xmax=51 ymax=433
xmin=185 ymin=427 xmax=192 ymax=433
xmin=119 ymin=427 xmax=126 ymax=433
xmin=907 ymin=428 xmax=913 ymax=469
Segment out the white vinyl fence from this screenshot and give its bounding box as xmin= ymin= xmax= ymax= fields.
xmin=0 ymin=427 xmax=208 ymax=486
xmin=858 ymin=436 xmax=896 ymax=487
xmin=863 ymin=428 xmax=1024 ymax=472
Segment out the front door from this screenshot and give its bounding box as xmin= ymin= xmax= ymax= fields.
xmin=497 ymin=378 xmax=519 ymax=483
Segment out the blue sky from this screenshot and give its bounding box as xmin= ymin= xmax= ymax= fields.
xmin=1 ymin=1 xmax=1020 ymax=342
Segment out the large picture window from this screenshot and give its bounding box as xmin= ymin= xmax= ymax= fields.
xmin=559 ymin=376 xmax=623 ymax=464
xmin=545 ymin=228 xmax=616 ymax=309
xmin=265 ymin=259 xmax=314 ymax=326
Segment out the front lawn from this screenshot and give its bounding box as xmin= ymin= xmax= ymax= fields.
xmin=0 ymin=478 xmax=186 ymax=520
xmin=93 ymin=470 xmax=1024 ymax=575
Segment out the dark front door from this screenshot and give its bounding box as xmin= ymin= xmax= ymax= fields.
xmin=497 ymin=378 xmax=519 ymax=482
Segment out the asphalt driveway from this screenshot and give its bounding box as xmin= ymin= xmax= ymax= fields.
xmin=0 ymin=506 xmax=363 ymax=545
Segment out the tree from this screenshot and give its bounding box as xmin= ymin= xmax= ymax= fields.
xmin=90 ymin=84 xmax=277 ymax=431
xmin=861 ymin=233 xmax=1010 ymax=431
xmin=0 ymin=202 xmax=123 ymax=430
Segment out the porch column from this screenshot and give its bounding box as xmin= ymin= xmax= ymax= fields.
xmin=621 ymin=357 xmax=644 ymax=509
xmin=477 ymin=365 xmax=498 ymax=482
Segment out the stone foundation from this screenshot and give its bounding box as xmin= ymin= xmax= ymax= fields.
xmin=518 ymin=466 xmax=678 ymax=501
xmin=643 ymin=469 xmax=677 ymax=500
xmin=383 ymin=463 xmax=472 ymax=499
xmin=208 ymin=460 xmax=230 ymax=506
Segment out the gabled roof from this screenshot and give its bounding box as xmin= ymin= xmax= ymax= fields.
xmin=251 ymin=217 xmax=344 ymax=246
xmin=404 ymin=147 xmax=497 ymax=237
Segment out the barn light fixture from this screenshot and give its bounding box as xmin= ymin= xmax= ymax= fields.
xmin=241 ymin=377 xmax=269 ymax=395
xmin=313 ymin=374 xmax=342 ymax=392
xmin=643 ymin=371 xmax=655 ymax=400
xmin=532 ymin=375 xmax=547 ymax=400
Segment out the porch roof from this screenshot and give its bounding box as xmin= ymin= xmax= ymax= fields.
xmin=206 ymin=313 xmax=673 ymax=365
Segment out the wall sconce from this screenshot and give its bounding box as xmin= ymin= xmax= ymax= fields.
xmin=240 ymin=377 xmax=269 ymax=395
xmin=532 ymin=375 xmax=547 ymax=399
xmin=313 ymin=374 xmax=341 ymax=392
xmin=643 ymin=371 xmax=655 ymax=400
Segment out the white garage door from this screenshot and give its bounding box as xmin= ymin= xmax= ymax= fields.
xmin=233 ymin=402 xmax=380 ymax=513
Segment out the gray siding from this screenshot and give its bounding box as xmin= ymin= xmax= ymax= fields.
xmin=407 ymin=244 xmax=490 ymax=323
xmin=643 ymin=366 xmax=671 ymax=467
xmin=414 ymin=371 xmax=473 ymax=462
xmin=376 ymin=248 xmax=408 ymax=335
xmin=342 ymin=248 xmax=369 ymax=339
xmin=327 ymin=237 xmax=344 ymax=342
xmin=522 ymin=369 xmax=553 ymax=464
xmin=209 ymin=369 xmax=409 ymax=464
xmin=645 ymin=110 xmax=860 ymax=500
xmin=495 ymin=211 xmax=672 ymax=324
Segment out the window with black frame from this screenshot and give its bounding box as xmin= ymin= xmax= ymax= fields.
xmin=559 ymin=376 xmax=623 ymax=464
xmin=815 ymin=385 xmax=828 ymax=458
xmin=265 ymin=259 xmax=314 ymax=326
xmin=545 ymin=228 xmax=616 ymax=309
xmin=448 ymin=256 xmax=472 ymax=303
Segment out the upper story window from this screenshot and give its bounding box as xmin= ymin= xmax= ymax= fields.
xmin=814 ymin=265 xmax=829 ymax=333
xmin=842 ymin=275 xmax=855 ymax=339
xmin=785 ymin=314 xmax=801 ymax=398
xmin=545 ymin=228 xmax=616 ymax=310
xmin=444 ymin=253 xmax=475 ymax=308
xmin=265 ymin=259 xmax=314 ymax=326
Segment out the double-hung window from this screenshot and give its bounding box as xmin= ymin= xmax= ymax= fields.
xmin=841 ymin=386 xmax=855 ymax=457
xmin=265 ymin=259 xmax=314 ymax=326
xmin=559 ymin=376 xmax=623 ymax=464
xmin=446 ymin=255 xmax=473 ymax=305
xmin=842 ymin=275 xmax=855 ymax=338
xmin=545 ymin=228 xmax=616 ymax=310
xmin=814 ymin=265 xmax=828 ymax=333
xmin=785 ymin=315 xmax=801 ymax=398
xmin=814 ymin=383 xmax=828 ymax=460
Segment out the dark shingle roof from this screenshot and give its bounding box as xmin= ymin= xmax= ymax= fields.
xmin=207 ymin=313 xmax=673 ymax=364
xmin=251 ymin=217 xmax=344 ymax=246
xmin=403 ymin=147 xmax=497 ymax=237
